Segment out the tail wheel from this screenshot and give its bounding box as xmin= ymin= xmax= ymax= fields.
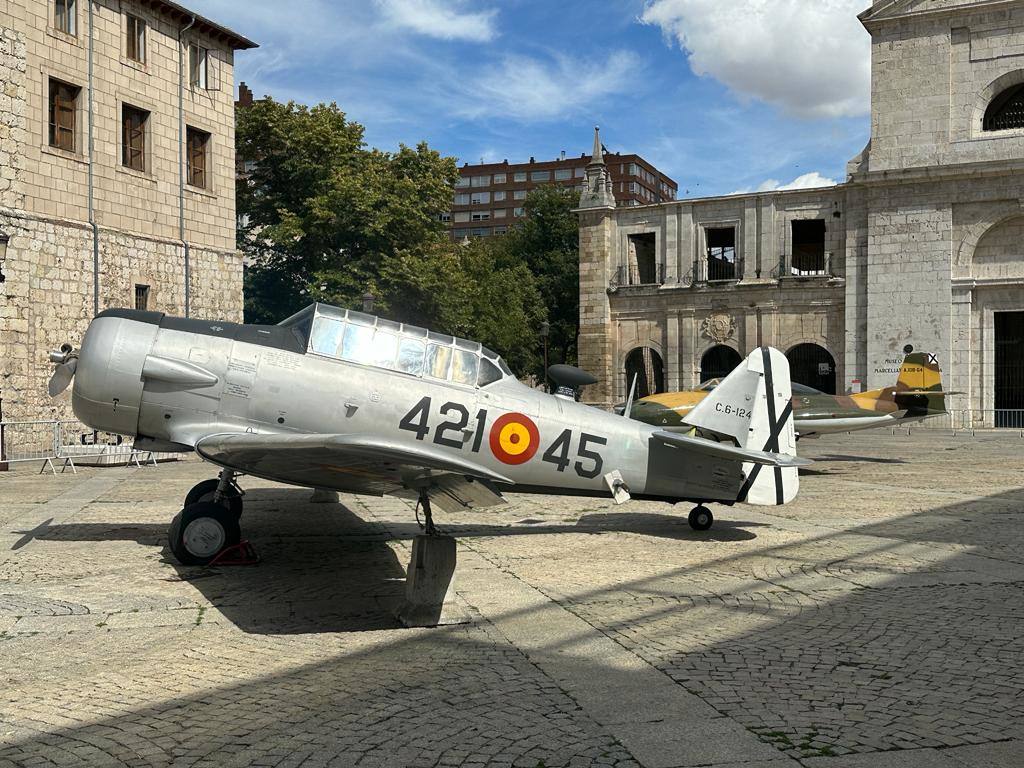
xmin=688 ymin=505 xmax=714 ymax=531
xmin=184 ymin=478 xmax=242 ymax=518
xmin=168 ymin=502 xmax=241 ymax=565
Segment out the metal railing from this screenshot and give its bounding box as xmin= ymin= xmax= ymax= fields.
xmin=0 ymin=420 xmax=173 ymax=474
xmin=880 ymin=409 xmax=1024 ymax=436
xmin=609 ymin=262 xmax=666 ymax=290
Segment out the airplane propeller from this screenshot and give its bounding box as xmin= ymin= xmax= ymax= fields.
xmin=47 ymin=344 xmax=78 ymax=397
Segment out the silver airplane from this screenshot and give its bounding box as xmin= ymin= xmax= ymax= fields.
xmin=48 ymin=303 xmax=809 ymax=565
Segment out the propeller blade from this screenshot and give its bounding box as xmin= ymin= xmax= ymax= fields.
xmin=48 ymin=358 xmax=77 ymax=397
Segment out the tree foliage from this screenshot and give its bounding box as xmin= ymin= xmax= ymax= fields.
xmin=237 ymin=98 xmax=579 ymax=378
xmin=496 ymin=185 xmax=581 ymax=369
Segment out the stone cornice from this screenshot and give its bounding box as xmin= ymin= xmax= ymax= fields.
xmin=859 ymin=0 xmax=1024 ymax=31
xmin=850 ymin=155 xmax=1024 ymax=187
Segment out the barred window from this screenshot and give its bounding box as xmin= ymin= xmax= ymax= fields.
xmin=134 ymin=284 xmax=150 ymax=310
xmin=983 ymin=83 xmax=1024 ymax=131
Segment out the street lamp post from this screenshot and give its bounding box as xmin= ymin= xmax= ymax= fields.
xmin=540 ymin=320 xmax=550 ymax=391
xmin=362 ymin=290 xmax=375 ymax=314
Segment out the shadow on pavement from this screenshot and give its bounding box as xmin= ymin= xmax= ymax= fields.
xmin=20 ymin=487 xmax=763 ymax=634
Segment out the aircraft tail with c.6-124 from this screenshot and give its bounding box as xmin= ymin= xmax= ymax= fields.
xmin=47 ymin=304 xmax=809 ymax=565
xmin=623 ymin=351 xmax=953 ymax=439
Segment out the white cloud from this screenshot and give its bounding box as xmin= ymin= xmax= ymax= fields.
xmin=640 ymin=0 xmax=870 ymax=118
xmin=731 ymin=171 xmax=838 ymax=194
xmin=375 ymin=0 xmax=498 ymax=42
xmin=454 ymin=50 xmax=641 ymax=121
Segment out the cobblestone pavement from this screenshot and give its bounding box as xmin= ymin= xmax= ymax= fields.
xmin=1 ymin=430 xmax=1022 ymax=767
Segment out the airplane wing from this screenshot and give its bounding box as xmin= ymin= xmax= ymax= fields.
xmin=651 ymin=430 xmax=811 ymax=468
xmin=194 ymin=432 xmax=512 ymax=512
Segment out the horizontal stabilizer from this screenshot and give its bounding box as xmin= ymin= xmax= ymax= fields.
xmin=653 ymin=430 xmax=810 ymax=468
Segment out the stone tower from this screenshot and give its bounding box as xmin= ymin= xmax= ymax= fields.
xmin=576 ymin=127 xmax=617 ymax=407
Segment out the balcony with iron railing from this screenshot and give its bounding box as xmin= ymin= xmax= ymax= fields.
xmin=772 ymin=251 xmax=834 ymax=280
xmin=608 ymin=262 xmax=666 ymax=291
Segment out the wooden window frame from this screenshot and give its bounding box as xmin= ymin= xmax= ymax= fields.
xmin=48 ymin=78 xmax=79 ymax=153
xmin=186 ymin=126 xmax=210 ymax=189
xmin=126 ymin=14 xmax=146 ymax=64
xmin=54 ymin=0 xmax=77 ymax=36
xmin=121 ymin=104 xmax=148 ymax=172
xmin=188 ymin=44 xmax=208 ymax=89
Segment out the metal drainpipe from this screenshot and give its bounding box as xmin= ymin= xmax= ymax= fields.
xmin=87 ymin=0 xmax=98 ymax=316
xmin=178 ymin=14 xmax=195 ymax=317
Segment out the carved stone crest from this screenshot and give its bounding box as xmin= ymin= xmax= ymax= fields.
xmin=701 ymin=313 xmax=736 ymax=343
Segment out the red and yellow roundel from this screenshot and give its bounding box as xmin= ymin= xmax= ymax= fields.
xmin=489 ymin=412 xmax=540 ymax=465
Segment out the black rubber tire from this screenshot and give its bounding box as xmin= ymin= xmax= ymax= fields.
xmin=184 ymin=478 xmax=242 ymax=518
xmin=688 ymin=506 xmax=714 ymax=531
xmin=168 ymin=502 xmax=241 ymax=565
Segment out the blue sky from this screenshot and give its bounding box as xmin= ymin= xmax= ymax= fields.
xmin=191 ymin=0 xmax=873 ymax=197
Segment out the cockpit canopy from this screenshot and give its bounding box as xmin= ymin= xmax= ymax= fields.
xmin=278 ymin=303 xmax=512 ymax=388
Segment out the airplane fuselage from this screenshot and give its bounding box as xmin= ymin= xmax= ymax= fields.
xmin=72 ymin=310 xmax=748 ymax=505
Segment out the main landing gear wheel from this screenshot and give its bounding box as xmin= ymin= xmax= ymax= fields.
xmin=184 ymin=477 xmax=242 ymax=518
xmin=168 ymin=502 xmax=241 ymax=565
xmin=688 ymin=505 xmax=714 ymax=531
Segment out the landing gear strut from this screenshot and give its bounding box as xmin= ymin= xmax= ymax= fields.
xmin=416 ymin=492 xmax=437 ymax=536
xmin=688 ymin=505 xmax=714 ymax=531
xmin=183 ymin=469 xmax=243 ymax=518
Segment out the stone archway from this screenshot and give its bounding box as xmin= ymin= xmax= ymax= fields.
xmin=624 ymin=346 xmax=664 ymax=399
xmin=786 ymin=343 xmax=836 ymax=394
xmin=699 ymin=345 xmax=741 ymax=383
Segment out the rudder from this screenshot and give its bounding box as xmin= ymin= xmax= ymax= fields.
xmin=683 ymin=347 xmax=799 ymax=505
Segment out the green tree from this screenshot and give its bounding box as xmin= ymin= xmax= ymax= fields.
xmin=236 ymin=97 xmax=549 ymax=375
xmin=237 ymin=99 xmax=457 ymax=323
xmin=375 ymin=239 xmax=546 ymax=374
xmin=497 ymin=185 xmax=580 ymax=370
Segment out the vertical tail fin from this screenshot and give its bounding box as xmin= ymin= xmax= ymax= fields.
xmin=683 ymin=347 xmax=799 ymax=505
xmin=894 ymin=352 xmax=947 ymax=416
xmin=896 ymin=353 xmax=942 ymax=392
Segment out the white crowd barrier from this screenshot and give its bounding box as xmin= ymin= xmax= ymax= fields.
xmin=0 ymin=420 xmax=178 ymax=474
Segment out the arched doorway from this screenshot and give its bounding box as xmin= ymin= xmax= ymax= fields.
xmin=700 ymin=345 xmax=741 ymax=383
xmin=624 ymin=347 xmax=664 ymax=399
xmin=786 ymin=343 xmax=836 ymax=394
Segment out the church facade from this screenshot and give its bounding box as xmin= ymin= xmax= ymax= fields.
xmin=577 ymin=0 xmax=1024 ymax=427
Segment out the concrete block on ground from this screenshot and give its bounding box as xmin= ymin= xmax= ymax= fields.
xmin=308 ymin=488 xmax=340 ymax=503
xmin=396 ymin=534 xmax=467 ymax=627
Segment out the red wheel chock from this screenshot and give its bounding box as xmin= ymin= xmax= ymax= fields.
xmin=209 ymin=540 xmax=260 ymax=566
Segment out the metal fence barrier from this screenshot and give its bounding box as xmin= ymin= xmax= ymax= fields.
xmin=0 ymin=420 xmax=177 ymax=474
xmin=884 ymin=409 xmax=1024 ymax=435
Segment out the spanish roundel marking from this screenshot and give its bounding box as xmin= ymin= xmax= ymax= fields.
xmin=489 ymin=412 xmax=540 ymax=465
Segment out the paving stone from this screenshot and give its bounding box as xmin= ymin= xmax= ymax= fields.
xmin=0 ymin=432 xmax=1021 ymax=767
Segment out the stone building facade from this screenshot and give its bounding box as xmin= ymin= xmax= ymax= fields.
xmin=578 ymin=0 xmax=1024 ymax=427
xmin=0 ymin=0 xmax=255 ymax=424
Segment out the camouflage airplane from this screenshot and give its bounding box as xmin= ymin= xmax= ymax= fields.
xmin=623 ymin=352 xmax=949 ymax=438
xmin=47 ymin=303 xmax=809 ymax=565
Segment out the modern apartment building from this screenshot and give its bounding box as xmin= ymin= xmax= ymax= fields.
xmin=0 ymin=0 xmax=256 ymax=424
xmin=448 ymin=149 xmax=676 ymax=239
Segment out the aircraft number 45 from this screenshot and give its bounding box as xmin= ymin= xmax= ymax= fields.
xmin=399 ymin=396 xmax=606 ymax=479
